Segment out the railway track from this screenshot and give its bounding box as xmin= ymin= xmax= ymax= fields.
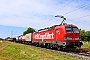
xmin=28 ymin=44 xmax=90 ymax=60
xmin=64 ymin=49 xmax=90 ymax=60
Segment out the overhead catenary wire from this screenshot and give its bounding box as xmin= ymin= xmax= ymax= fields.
xmin=67 ymin=14 xmax=90 ymax=23
xmin=73 ymin=14 xmax=90 ymax=20
xmin=63 ymin=4 xmax=90 ymax=15
xmin=52 ymin=0 xmax=74 ymax=14
xmin=42 ymin=3 xmax=90 ymax=24
xmin=42 ymin=0 xmax=74 ymax=24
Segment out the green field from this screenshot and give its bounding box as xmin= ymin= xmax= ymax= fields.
xmin=0 ymin=41 xmax=80 ymax=60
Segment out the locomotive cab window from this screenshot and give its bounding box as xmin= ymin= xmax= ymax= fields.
xmin=56 ymin=30 xmax=59 ymax=34
xmin=66 ymin=27 xmax=72 ymax=33
xmin=66 ymin=27 xmax=79 ymax=33
xmin=73 ymin=28 xmax=79 ymax=33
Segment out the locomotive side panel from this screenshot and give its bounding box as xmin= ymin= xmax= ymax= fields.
xmin=55 ymin=26 xmax=66 ymax=42
xmin=32 ymin=30 xmax=56 ymax=43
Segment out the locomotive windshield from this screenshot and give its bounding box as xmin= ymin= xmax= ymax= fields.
xmin=73 ymin=28 xmax=79 ymax=33
xmin=66 ymin=27 xmax=79 ymax=33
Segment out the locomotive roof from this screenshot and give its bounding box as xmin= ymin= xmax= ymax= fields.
xmin=38 ymin=25 xmax=60 ymax=32
xmin=38 ymin=23 xmax=77 ymax=32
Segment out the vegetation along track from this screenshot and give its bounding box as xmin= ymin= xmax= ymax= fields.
xmin=27 ymin=44 xmax=90 ymax=60
xmin=0 ymin=41 xmax=9 ymax=51
xmin=3 ymin=41 xmax=90 ymax=60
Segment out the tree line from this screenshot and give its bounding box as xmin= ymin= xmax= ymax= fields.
xmin=80 ymin=30 xmax=90 ymax=41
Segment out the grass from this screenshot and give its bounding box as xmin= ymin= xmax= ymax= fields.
xmin=0 ymin=40 xmax=8 ymax=49
xmin=81 ymin=41 xmax=90 ymax=48
xmin=0 ymin=41 xmax=79 ymax=60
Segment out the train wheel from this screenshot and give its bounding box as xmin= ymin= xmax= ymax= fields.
xmin=46 ymin=43 xmax=50 ymax=49
xmin=50 ymin=44 xmax=53 ymax=49
xmin=41 ymin=43 xmax=45 ymax=48
xmin=59 ymin=46 xmax=65 ymax=51
xmin=36 ymin=43 xmax=39 ymax=47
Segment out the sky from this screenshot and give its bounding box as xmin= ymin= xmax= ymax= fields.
xmin=0 ymin=0 xmax=90 ymax=38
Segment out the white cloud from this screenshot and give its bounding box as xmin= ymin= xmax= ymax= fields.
xmin=0 ymin=0 xmax=90 ymax=31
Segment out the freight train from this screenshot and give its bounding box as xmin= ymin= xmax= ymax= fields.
xmin=16 ymin=23 xmax=83 ymax=50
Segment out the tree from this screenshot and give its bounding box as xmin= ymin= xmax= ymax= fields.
xmin=85 ymin=30 xmax=90 ymax=41
xmin=23 ymin=27 xmax=36 ymax=35
xmin=0 ymin=38 xmax=4 ymax=40
xmin=5 ymin=37 xmax=10 ymax=40
xmin=80 ymin=30 xmax=86 ymax=41
xmin=80 ymin=30 xmax=90 ymax=41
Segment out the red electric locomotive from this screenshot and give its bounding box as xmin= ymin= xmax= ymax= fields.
xmin=17 ymin=16 xmax=83 ymax=50
xmin=32 ymin=16 xmax=83 ymax=50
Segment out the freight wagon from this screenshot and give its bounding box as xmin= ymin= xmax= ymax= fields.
xmin=17 ymin=33 xmax=32 ymax=44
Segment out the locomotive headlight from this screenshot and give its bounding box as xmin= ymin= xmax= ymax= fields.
xmin=75 ymin=38 xmax=79 ymax=40
xmin=67 ymin=37 xmax=72 ymax=40
xmin=64 ymin=37 xmax=72 ymax=40
xmin=64 ymin=36 xmax=67 ymax=40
